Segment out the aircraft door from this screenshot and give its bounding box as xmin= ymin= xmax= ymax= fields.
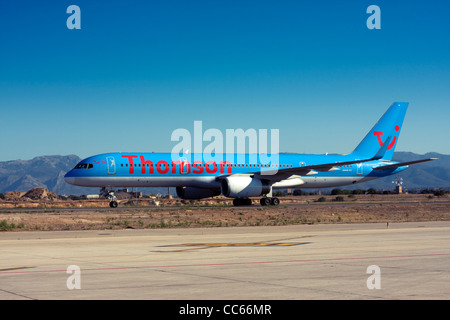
xmin=356 ymin=163 xmax=363 ymax=175
xmin=107 ymin=156 xmax=116 ymax=175
xmin=179 ymin=157 xmax=189 ymax=174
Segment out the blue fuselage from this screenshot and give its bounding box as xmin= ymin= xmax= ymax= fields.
xmin=64 ymin=152 xmax=407 ymax=189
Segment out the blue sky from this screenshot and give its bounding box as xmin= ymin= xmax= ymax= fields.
xmin=0 ymin=0 xmax=449 ymax=161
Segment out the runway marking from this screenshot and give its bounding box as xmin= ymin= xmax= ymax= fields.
xmin=0 ymin=266 xmax=34 ymax=272
xmin=1 ymin=253 xmax=450 ymax=274
xmin=154 ymin=242 xmax=311 ymax=252
xmin=154 ymin=236 xmax=314 ymax=252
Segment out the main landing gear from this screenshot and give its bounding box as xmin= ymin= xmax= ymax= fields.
xmin=258 ymin=187 xmax=279 ymax=206
xmin=232 ymin=197 xmax=280 ymax=206
xmin=259 ymin=197 xmax=280 ymax=206
xmin=233 ymin=198 xmax=252 ymax=206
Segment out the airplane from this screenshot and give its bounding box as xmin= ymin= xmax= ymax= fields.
xmin=64 ymin=102 xmax=437 ymax=207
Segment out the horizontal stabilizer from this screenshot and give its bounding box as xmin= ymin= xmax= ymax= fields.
xmin=372 ymin=158 xmax=438 ymax=171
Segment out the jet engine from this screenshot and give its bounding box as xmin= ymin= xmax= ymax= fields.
xmin=221 ymin=176 xmax=271 ymax=198
xmin=176 ymin=186 xmax=221 ymax=200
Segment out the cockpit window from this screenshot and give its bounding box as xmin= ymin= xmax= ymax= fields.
xmin=74 ymin=163 xmax=94 ymax=169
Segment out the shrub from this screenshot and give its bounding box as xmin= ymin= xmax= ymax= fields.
xmin=0 ymin=220 xmax=13 ymax=231
xmin=433 ymin=189 xmax=446 ymax=197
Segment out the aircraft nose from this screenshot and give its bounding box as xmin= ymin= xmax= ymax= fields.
xmin=64 ymin=170 xmax=76 ymax=185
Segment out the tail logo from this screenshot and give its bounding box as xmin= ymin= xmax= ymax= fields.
xmin=373 ymin=125 xmax=399 ymax=150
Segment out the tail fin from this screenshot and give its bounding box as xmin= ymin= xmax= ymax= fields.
xmin=351 ymin=102 xmax=408 ymax=160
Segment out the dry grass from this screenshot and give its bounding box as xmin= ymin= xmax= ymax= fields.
xmin=0 ymin=194 xmax=449 ymax=231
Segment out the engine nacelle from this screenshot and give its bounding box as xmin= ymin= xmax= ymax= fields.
xmin=221 ymin=176 xmax=271 ymax=198
xmin=176 ymin=186 xmax=220 ymax=200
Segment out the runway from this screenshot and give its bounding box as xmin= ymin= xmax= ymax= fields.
xmin=1 ymin=221 xmax=450 ymax=300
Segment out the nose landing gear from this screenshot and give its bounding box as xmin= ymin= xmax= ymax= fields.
xmin=109 ymin=199 xmax=118 ymax=208
xmin=107 ymin=192 xmax=118 ymax=208
xmin=100 ymin=187 xmax=119 ymax=208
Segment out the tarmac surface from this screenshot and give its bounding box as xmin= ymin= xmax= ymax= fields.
xmin=1 ymin=221 xmax=450 ymax=300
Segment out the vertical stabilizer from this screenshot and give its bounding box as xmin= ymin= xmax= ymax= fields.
xmin=351 ymin=102 xmax=408 ymax=160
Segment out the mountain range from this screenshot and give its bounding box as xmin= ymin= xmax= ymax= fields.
xmin=0 ymin=153 xmax=448 ymax=196
xmin=0 ymin=155 xmax=92 ymax=196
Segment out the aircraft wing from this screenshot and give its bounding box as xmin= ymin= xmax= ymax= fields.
xmin=372 ymin=158 xmax=438 ymax=171
xmin=214 ymin=137 xmax=393 ymax=183
xmin=252 ymin=157 xmax=380 ymax=183
xmin=250 ymin=136 xmax=393 ymax=182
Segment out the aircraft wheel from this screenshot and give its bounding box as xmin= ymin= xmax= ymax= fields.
xmin=260 ymin=197 xmax=271 ymax=206
xmin=271 ymin=197 xmax=280 ymax=205
xmin=109 ymin=201 xmax=118 ymax=208
xmin=233 ymin=198 xmax=252 ymax=206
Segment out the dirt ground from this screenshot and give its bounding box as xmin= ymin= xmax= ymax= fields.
xmin=0 ymin=194 xmax=449 ymax=231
